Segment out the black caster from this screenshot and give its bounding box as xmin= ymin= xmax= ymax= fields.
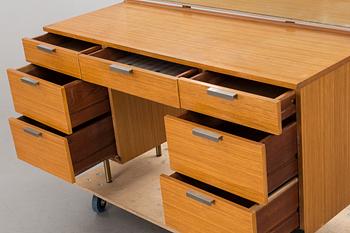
xmin=92 ymin=195 xmax=107 ymax=213
xmin=293 ymin=229 xmax=305 ymax=233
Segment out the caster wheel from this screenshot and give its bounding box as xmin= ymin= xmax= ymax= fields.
xmin=92 ymin=195 xmax=107 ymax=214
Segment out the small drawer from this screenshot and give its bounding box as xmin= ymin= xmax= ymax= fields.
xmin=23 ymin=33 xmax=100 ymax=78
xmin=179 ymin=71 xmax=296 ymax=134
xmin=161 ymin=173 xmax=299 ymax=233
xmin=165 ymin=112 xmax=298 ymax=204
xmin=9 ymin=115 xmax=117 ymax=183
xmin=79 ymin=48 xmax=198 ymax=107
xmin=7 ymin=65 xmax=110 ymax=134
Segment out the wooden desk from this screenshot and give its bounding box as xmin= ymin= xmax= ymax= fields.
xmin=7 ymin=1 xmax=350 ymax=233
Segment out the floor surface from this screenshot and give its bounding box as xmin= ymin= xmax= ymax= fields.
xmin=0 ymin=1 xmax=349 ymax=233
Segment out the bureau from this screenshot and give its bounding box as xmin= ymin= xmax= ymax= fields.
xmin=7 ymin=1 xmax=350 ymax=233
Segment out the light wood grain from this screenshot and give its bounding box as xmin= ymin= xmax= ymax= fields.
xmin=23 ymin=38 xmax=81 ymax=78
xmin=9 ymin=117 xmax=75 ymax=183
xmin=9 ymin=115 xmax=117 ymax=183
xmin=299 ymin=61 xmax=350 ymax=233
xmin=109 ymin=90 xmax=183 ymax=163
xmin=79 ymin=49 xmax=183 ymax=107
xmin=162 ymin=0 xmax=350 ymax=29
xmin=44 ymin=2 xmax=350 ymax=88
xmin=165 ymin=114 xmax=297 ymax=204
xmin=179 ymin=74 xmax=295 ymax=134
xmin=161 ymin=174 xmax=299 ymax=233
xmin=7 ymin=67 xmax=73 ymax=134
xmin=7 ymin=65 xmax=110 ymax=134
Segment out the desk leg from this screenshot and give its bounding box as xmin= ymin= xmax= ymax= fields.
xmin=156 ymin=145 xmax=162 ymax=157
xmin=103 ymin=160 xmax=112 ymax=183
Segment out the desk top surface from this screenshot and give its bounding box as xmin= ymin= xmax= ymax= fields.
xmin=44 ymin=2 xmax=350 ymax=89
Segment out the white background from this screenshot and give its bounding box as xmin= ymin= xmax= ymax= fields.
xmin=0 ymin=1 xmax=167 ymax=232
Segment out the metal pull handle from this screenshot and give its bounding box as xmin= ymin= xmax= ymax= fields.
xmin=186 ymin=190 xmax=215 ymax=206
xmin=207 ymin=87 xmax=237 ymax=100
xmin=192 ymin=128 xmax=223 ymax=142
xmin=109 ymin=64 xmax=133 ymax=75
xmin=37 ymin=44 xmax=56 ymax=53
xmin=20 ymin=77 xmax=39 ymax=86
xmin=23 ymin=128 xmax=42 ymax=137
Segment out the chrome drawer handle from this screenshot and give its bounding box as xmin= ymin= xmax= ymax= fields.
xmin=186 ymin=190 xmax=215 ymax=206
xmin=109 ymin=64 xmax=133 ymax=75
xmin=192 ymin=128 xmax=223 ymax=143
xmin=23 ymin=128 xmax=42 ymax=137
xmin=207 ymin=87 xmax=237 ymax=100
xmin=20 ymin=77 xmax=39 ymax=86
xmin=37 ymin=44 xmax=56 ymax=53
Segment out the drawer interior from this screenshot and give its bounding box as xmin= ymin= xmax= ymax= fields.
xmin=34 ymin=33 xmax=98 ymax=52
xmin=181 ymin=111 xmax=269 ymax=141
xmin=188 ymin=71 xmax=290 ymax=98
xmin=181 ymin=111 xmax=296 ymax=142
xmin=18 ymin=64 xmax=76 ymax=86
xmin=171 ymin=172 xmax=256 ymax=208
xmin=91 ymin=48 xmax=198 ymax=77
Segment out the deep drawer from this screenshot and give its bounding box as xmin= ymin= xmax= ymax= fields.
xmin=9 ymin=115 xmax=117 ymax=183
xmin=23 ymin=33 xmax=100 ymax=78
xmin=179 ymin=71 xmax=296 ymax=134
xmin=165 ymin=112 xmax=298 ymax=204
xmin=79 ymin=48 xmax=198 ymax=107
xmin=161 ymin=173 xmax=299 ymax=233
xmin=7 ymin=64 xmax=110 ymax=134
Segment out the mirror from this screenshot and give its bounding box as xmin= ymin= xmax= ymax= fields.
xmin=158 ymin=0 xmax=350 ymax=30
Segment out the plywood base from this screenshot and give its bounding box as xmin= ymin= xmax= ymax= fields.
xmin=76 ymin=144 xmax=350 ymax=233
xmin=75 ymin=144 xmax=174 ymax=231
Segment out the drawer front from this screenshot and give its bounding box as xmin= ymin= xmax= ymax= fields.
xmin=79 ymin=54 xmax=180 ymax=108
xmin=161 ymin=175 xmax=299 ymax=233
xmin=179 ymin=78 xmax=284 ymax=134
xmin=23 ymin=38 xmax=81 ymax=78
xmin=160 ymin=175 xmax=255 ymax=233
xmin=7 ymin=69 xmax=72 ymax=134
xmin=9 ymin=117 xmax=75 ymax=183
xmin=165 ymin=115 xmax=268 ymax=204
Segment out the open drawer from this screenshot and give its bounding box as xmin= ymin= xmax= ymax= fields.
xmin=7 ymin=64 xmax=110 ymax=134
xmin=161 ymin=173 xmax=299 ymax=233
xmin=23 ymin=33 xmax=100 ymax=78
xmin=79 ymin=48 xmax=198 ymax=107
xmin=9 ymin=115 xmax=117 ymax=183
xmin=165 ymin=112 xmax=298 ymax=204
xmin=179 ymin=71 xmax=296 ymax=134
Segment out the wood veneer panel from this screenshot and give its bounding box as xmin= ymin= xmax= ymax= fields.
xmin=109 ymin=89 xmax=183 ymax=163
xmin=44 ymin=2 xmax=350 ymax=88
xmin=300 ymin=61 xmax=350 ymax=232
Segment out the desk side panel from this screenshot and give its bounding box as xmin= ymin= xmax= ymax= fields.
xmin=300 ymin=61 xmax=350 ymax=233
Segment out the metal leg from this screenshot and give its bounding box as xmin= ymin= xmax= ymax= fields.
xmin=103 ymin=160 xmax=112 ymax=183
xmin=156 ymin=145 xmax=162 ymax=157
